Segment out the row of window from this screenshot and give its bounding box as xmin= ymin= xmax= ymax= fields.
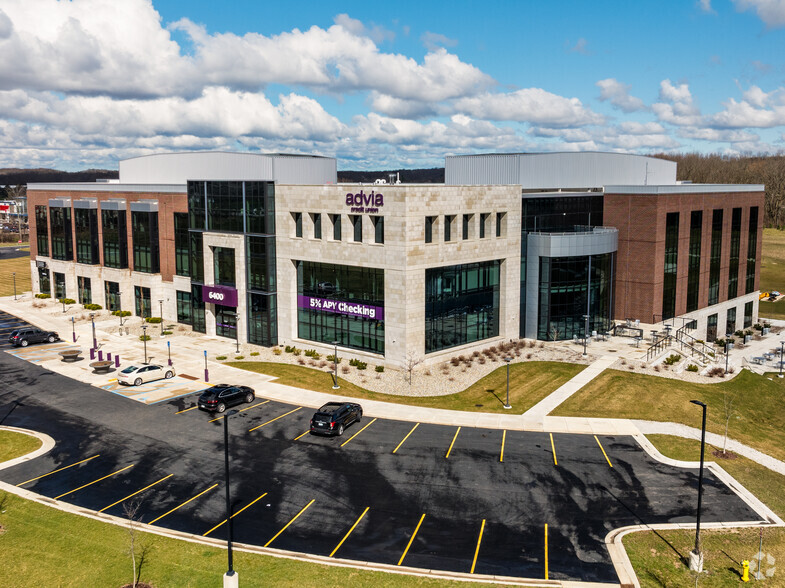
xmin=291 ymin=212 xmax=384 ymax=244
xmin=706 ymin=301 xmax=755 ymax=342
xmin=425 ymin=212 xmax=507 ymax=244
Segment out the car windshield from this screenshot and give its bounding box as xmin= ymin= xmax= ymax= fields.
xmin=8 ymin=330 xmax=18 ymax=337
xmin=121 ymin=366 xmax=139 ymax=374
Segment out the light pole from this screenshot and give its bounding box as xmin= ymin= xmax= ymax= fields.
xmin=141 ymin=324 xmax=148 ymax=364
xmin=90 ymin=313 xmax=97 ymax=350
xmin=158 ymin=299 xmax=164 ymax=336
xmin=204 ymin=349 xmax=209 ymax=383
xmin=235 ymin=316 xmax=240 ymax=354
xmin=71 ymin=316 xmax=75 ymax=342
xmin=582 ymin=314 xmax=589 ymax=356
xmin=689 ymin=399 xmax=707 ymax=572
xmin=12 ymin=272 xmax=16 ymax=300
xmin=780 ymin=341 xmax=784 ymax=378
xmin=223 ymin=409 xmax=239 ymax=588
xmin=167 ymin=340 xmax=172 ymax=366
xmin=724 ymin=332 xmax=733 ymax=374
xmin=503 ymin=356 xmax=512 ymax=409
xmin=332 ymin=340 xmax=340 ymax=389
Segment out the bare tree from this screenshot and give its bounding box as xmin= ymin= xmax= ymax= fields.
xmin=722 ymin=389 xmax=738 ymax=455
xmin=549 ymin=323 xmax=560 ymax=342
xmin=4 ymin=184 xmax=26 ymax=242
xmin=405 ymin=352 xmax=423 ymax=385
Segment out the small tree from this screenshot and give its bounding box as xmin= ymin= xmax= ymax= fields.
xmin=123 ymin=499 xmax=144 ymax=588
xmin=405 ymin=352 xmax=423 ymax=385
xmin=722 ymin=389 xmax=738 ymax=455
xmin=549 ymin=323 xmax=560 ymax=342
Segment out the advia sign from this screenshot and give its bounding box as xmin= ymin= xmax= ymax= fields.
xmin=346 ymin=189 xmax=383 ymax=214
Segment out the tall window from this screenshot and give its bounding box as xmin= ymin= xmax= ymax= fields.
xmin=104 ymin=281 xmax=121 ymax=312
xmin=176 ymin=290 xmax=192 ymax=324
xmin=74 ymin=208 xmax=99 ymax=265
xmin=174 ymin=213 xmax=190 ymax=276
xmin=686 ymin=211 xmax=702 ymax=312
xmin=444 ymin=215 xmax=454 ymax=242
xmin=38 ymin=267 xmax=50 ymax=295
xmin=462 ymin=214 xmax=471 ymax=240
xmin=351 ymin=215 xmax=362 ymax=242
xmin=53 ymin=272 xmax=66 ymax=299
xmin=77 ymin=276 xmax=92 ymax=304
xmin=247 ymin=236 xmax=276 ymax=292
xmin=293 ymin=212 xmax=303 ymax=238
xmin=331 ymin=214 xmax=341 ymax=240
xmin=35 ymin=206 xmax=49 ymax=256
xmin=101 ymin=209 xmax=128 ymax=269
xmin=744 ymin=301 xmax=753 ymax=328
xmin=726 ymin=307 xmax=737 ymax=335
xmin=244 ymin=181 xmax=275 ymax=235
xmin=132 ymin=211 xmax=160 ymax=273
xmin=372 ymin=216 xmax=384 ymax=244
xmin=312 ymin=213 xmax=322 ymax=239
xmin=496 ymin=212 xmax=505 ymax=237
xmin=213 ymin=247 xmax=236 ymax=287
xmin=746 ymin=207 xmax=758 ymax=294
xmin=248 ymin=292 xmax=277 ymax=347
xmin=134 ymin=286 xmax=151 ymax=318
xmin=728 ymin=207 xmax=742 ymax=299
xmin=206 ymin=181 xmax=243 ymax=232
xmin=50 ymin=206 xmax=73 ymax=261
xmin=425 ymin=216 xmax=435 ymax=243
xmin=707 ymin=313 xmax=718 ymax=342
xmin=708 ymin=209 xmax=723 ymax=306
xmin=191 ymin=284 xmax=206 ymax=333
xmin=662 ymin=212 xmax=679 ymax=320
xmin=479 ymin=213 xmax=489 ymax=239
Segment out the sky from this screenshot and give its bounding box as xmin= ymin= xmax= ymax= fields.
xmin=1 ymin=0 xmax=785 ymax=171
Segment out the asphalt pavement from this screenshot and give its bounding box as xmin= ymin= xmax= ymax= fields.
xmin=0 ymin=348 xmax=765 ymax=584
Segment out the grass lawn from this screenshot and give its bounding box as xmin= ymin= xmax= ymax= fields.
xmin=552 ymin=368 xmax=785 ymax=463
xmin=623 ymin=434 xmax=785 ymax=587
xmin=228 ymin=360 xmax=584 ymax=413
xmin=0 ymin=255 xmax=31 ymax=297
xmin=760 ymin=227 xmax=785 ymax=320
xmin=0 ymin=431 xmax=41 ymax=463
xmin=0 ymin=240 xmax=28 ymax=248
xmin=0 ymin=490 xmax=498 ymax=588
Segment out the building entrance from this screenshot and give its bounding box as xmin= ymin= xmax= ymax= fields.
xmin=215 ymin=304 xmax=237 ymax=340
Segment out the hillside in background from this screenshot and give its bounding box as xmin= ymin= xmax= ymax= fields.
xmin=337 ymin=168 xmax=444 ymax=183
xmin=0 ymin=168 xmax=119 ymax=187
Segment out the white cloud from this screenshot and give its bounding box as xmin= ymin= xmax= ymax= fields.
xmin=333 ymin=14 xmax=395 ymax=44
xmin=733 ymin=0 xmax=785 ymax=28
xmin=698 ymin=0 xmax=716 ymax=14
xmin=652 ymin=80 xmax=703 ymax=126
xmin=596 ymin=79 xmax=647 ymax=113
xmin=421 ymin=31 xmax=458 ymax=51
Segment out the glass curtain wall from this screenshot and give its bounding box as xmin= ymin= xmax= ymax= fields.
xmin=35 ymin=206 xmax=49 ymax=256
xmin=50 ymin=207 xmax=73 ymax=261
xmin=708 ymin=209 xmax=723 ymax=306
xmin=174 ymin=213 xmax=190 ymax=276
xmin=74 ymin=208 xmax=99 ymax=265
xmin=728 ymin=208 xmax=742 ymax=299
xmin=425 ymin=261 xmax=500 ymax=353
xmin=213 ymin=247 xmax=236 ymax=287
xmin=131 ymin=211 xmax=160 ymax=273
xmin=746 ymin=207 xmax=758 ymax=294
xmin=662 ymin=212 xmax=679 ymax=320
xmin=101 ymin=209 xmax=128 ymax=268
xmin=686 ymin=211 xmax=702 ymax=312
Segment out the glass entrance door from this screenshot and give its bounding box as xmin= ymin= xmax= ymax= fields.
xmin=215 ymin=304 xmax=237 ymax=340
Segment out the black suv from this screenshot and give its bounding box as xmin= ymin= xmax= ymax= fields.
xmin=8 ymin=328 xmax=60 ymax=347
xmin=310 ymin=402 xmax=363 ymax=436
xmin=197 ymin=384 xmax=255 ymax=413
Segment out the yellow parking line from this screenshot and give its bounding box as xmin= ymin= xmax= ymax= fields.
xmin=340 ymin=418 xmax=377 ymax=447
xmin=544 ymin=523 xmax=549 ymax=580
xmin=594 ymin=435 xmax=613 ymax=468
xmin=209 ymin=400 xmax=271 ymax=423
xmin=175 ymin=406 xmax=198 ymax=414
xmin=445 ymin=427 xmax=461 ymax=459
xmin=248 ymin=406 xmax=302 ymax=432
xmin=500 ymin=430 xmax=507 ymax=462
xmin=329 ymin=506 xmax=370 ymax=557
xmin=149 ymin=483 xmax=218 ymax=525
xmin=99 ymin=473 xmax=173 ymax=512
xmin=549 ymin=433 xmax=558 ymax=466
xmin=264 ymin=499 xmax=315 ymax=547
xmin=470 ymin=519 xmax=486 ymax=573
xmin=16 ymin=454 xmax=100 ymax=486
xmin=392 ymin=423 xmax=419 ymax=454
xmin=54 ymin=464 xmax=135 ymax=500
xmin=294 ymin=429 xmax=310 ymax=441
xmin=398 ymin=513 xmax=426 ymax=566
xmin=203 ymin=492 xmax=268 ymax=536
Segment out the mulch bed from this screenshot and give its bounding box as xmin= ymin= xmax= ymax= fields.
xmin=711 ymin=449 xmax=738 ymax=460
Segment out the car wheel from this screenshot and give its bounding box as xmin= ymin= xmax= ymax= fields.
xmin=245 ymin=392 xmax=254 ymax=403
xmin=47 ymin=335 xmax=56 ymax=343
xmin=356 ymin=409 xmax=363 ymax=423
xmin=134 ymin=378 xmax=142 ymax=386
xmin=217 ymin=403 xmax=226 ymax=413
xmin=20 ymin=339 xmax=28 ymax=347
xmin=337 ymin=423 xmax=344 ymax=436
xmin=165 ymin=370 xmax=174 ymax=379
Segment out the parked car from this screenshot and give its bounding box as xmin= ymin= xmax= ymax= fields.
xmin=197 ymin=384 xmax=255 ymax=413
xmin=8 ymin=328 xmax=59 ymax=347
xmin=117 ymin=364 xmax=175 ymax=386
xmin=310 ymin=402 xmax=363 ymax=436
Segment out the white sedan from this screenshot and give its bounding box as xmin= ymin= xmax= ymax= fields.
xmin=117 ymin=364 xmax=175 ymax=386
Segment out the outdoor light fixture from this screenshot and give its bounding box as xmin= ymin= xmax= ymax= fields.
xmin=332 ymin=340 xmax=340 ymax=389
xmin=725 ymin=332 xmax=733 ymax=374
xmin=503 ymin=357 xmax=512 ymax=409
xmin=141 ymin=324 xmax=148 ymax=364
xmin=582 ymin=314 xmax=589 ymax=356
xmin=71 ymin=316 xmax=75 ymax=342
xmin=689 ymin=399 xmax=708 ymax=572
xmin=90 ymin=313 xmax=96 ymax=350
xmin=223 ymin=409 xmax=240 ymax=588
xmin=158 ymin=299 xmax=164 ymax=336
xmin=12 ymin=272 xmax=16 ymax=301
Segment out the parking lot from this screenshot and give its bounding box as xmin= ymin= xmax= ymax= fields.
xmin=0 ymin=349 xmax=766 ymax=583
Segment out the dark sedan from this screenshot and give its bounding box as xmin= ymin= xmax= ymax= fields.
xmin=197 ymin=384 xmax=255 ymax=413
xmin=8 ymin=328 xmax=60 ymax=347
xmin=310 ymin=401 xmax=363 ymax=436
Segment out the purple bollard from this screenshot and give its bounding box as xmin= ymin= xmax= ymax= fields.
xmin=98 ymin=350 xmax=103 ymax=361
xmin=106 ymin=352 xmax=112 ymax=361
xmin=204 ymin=368 xmax=210 ymax=383
xmin=90 ymin=348 xmax=95 ymax=360
xmin=115 ymin=355 xmax=120 ymax=368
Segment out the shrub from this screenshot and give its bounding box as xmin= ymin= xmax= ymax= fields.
xmin=297 ymin=357 xmax=305 ymax=365
xmin=349 ymin=358 xmax=367 ymax=370
xmin=273 ymin=347 xmax=282 ymax=355
xmin=145 ymin=316 xmax=162 ymax=324
xmin=35 ymin=293 xmax=51 ymax=299
xmin=304 ymin=349 xmax=321 ymax=359
xmin=526 ymin=353 xmax=533 ymax=359
xmin=664 ymin=354 xmax=681 ymax=366
xmin=734 ymin=330 xmax=745 ymax=338
xmin=112 ymin=310 xmax=131 ymax=317
xmin=375 ymin=365 xmax=384 ymax=373
xmin=292 ymin=348 xmax=301 ymax=356
xmin=216 ymin=355 xmax=227 ymax=360
xmin=83 ymin=303 xmax=102 ymax=310
xmin=341 ymin=365 xmax=350 ymax=374
xmin=450 ymin=357 xmax=460 ymax=366
xmin=58 ymin=298 xmax=75 ymax=305
xmin=234 ymin=355 xmax=244 ymax=360
xmin=319 ymin=360 xmax=327 ymax=368
xmin=715 ymin=338 xmax=726 ymax=348
xmin=250 ymin=351 xmax=260 ymax=357
xmin=753 ymin=323 xmax=763 ymax=331
xmin=161 ymin=330 xmax=172 ymax=336
xmin=139 ymin=335 xmax=151 ymax=342
xmin=686 ymin=364 xmax=699 ymax=372
xmin=707 ymin=366 xmax=725 ymax=378
xmin=326 ymin=354 xmax=341 ymax=363
xmin=284 ymin=345 xmax=294 ymax=353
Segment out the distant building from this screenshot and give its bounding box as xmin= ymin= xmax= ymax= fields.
xmin=26 ymin=151 xmax=763 ymax=367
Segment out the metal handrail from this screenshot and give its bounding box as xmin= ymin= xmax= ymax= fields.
xmin=646 ymin=335 xmax=674 ymax=362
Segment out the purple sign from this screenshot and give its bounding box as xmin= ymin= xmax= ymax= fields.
xmin=345 ymin=189 xmax=384 ymax=214
xmin=298 ymin=295 xmax=384 ymax=321
xmin=202 ymin=284 xmax=238 ymax=307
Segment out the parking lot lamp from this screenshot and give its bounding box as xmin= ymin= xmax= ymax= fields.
xmin=90 ymin=313 xmax=97 ymax=350
xmin=223 ymin=409 xmax=239 ymax=588
xmin=725 ymin=332 xmax=733 ymax=374
xmin=71 ymin=316 xmax=75 ymax=342
xmin=167 ymin=340 xmax=172 ymax=366
xmin=158 ymin=299 xmax=164 ymax=336
xmin=204 ymin=349 xmax=209 ymax=383
xmin=12 ymin=272 xmax=16 ymax=300
xmin=582 ymin=314 xmax=589 ymax=356
xmin=503 ymin=357 xmax=512 ymax=409
xmin=780 ymin=341 xmax=784 ymax=378
xmin=689 ymin=399 xmax=707 ymax=572
xmin=235 ymin=317 xmax=240 ymax=354
xmin=141 ymin=324 xmax=148 ymax=364
xmin=332 ymin=340 xmax=339 ymax=390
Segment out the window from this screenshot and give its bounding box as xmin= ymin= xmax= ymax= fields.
xmin=247 ymin=236 xmax=276 ymax=292
xmin=351 ymin=215 xmax=362 ymax=242
xmin=187 ymin=181 xmax=206 ymax=230
xmin=50 ymin=206 xmax=73 ymax=261
xmin=479 ymin=213 xmax=489 ymax=239
xmin=293 ymin=212 xmax=303 ymax=238
xmin=189 ymin=231 xmax=204 ymax=283
xmin=215 ymin=305 xmax=237 ymax=340
xmin=244 ymin=181 xmax=275 ymax=235
xmin=746 ymin=207 xmax=758 ymax=294
xmin=726 ymin=307 xmax=737 ymax=336
xmin=77 ymin=276 xmax=92 ymax=304
xmin=707 ymin=313 xmax=718 ymax=342
xmin=662 ymin=212 xmax=679 ymax=321
xmin=372 ymin=216 xmax=384 ymax=244
xmin=38 ymin=267 xmax=50 ymax=296
xmin=331 ymin=214 xmax=341 ymax=241
xmin=425 ymin=216 xmax=436 ymax=243
xmin=708 ymin=209 xmax=723 ymax=306
xmin=35 ymin=206 xmax=48 ymax=256
xmin=462 ymin=214 xmax=471 ymax=240
xmin=213 ymin=247 xmax=236 ymax=287
xmin=53 ymin=272 xmax=66 ymax=299
xmin=176 ymin=290 xmax=192 ymax=324
xmin=686 ymin=211 xmax=702 ymax=312
xmin=131 ymin=211 xmax=160 ymax=274
xmin=101 ymin=209 xmax=128 ymax=269
xmin=312 ymin=213 xmax=322 ymax=239
xmin=191 ymin=284 xmax=206 ymax=333
xmin=728 ymin=207 xmax=742 ymax=299
xmin=496 ymin=212 xmax=506 ymax=237
xmin=104 ymin=281 xmax=121 ymax=312
xmin=744 ymin=301 xmax=753 ymax=328
xmin=174 ymin=213 xmax=189 ymax=277
xmin=248 ymin=292 xmax=278 ymax=347
xmin=134 ymin=286 xmax=151 ymax=318
xmin=206 ymin=181 xmax=243 ymax=233
xmin=74 ymin=208 xmax=99 ymax=265
xmin=444 ymin=215 xmax=455 ymax=242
